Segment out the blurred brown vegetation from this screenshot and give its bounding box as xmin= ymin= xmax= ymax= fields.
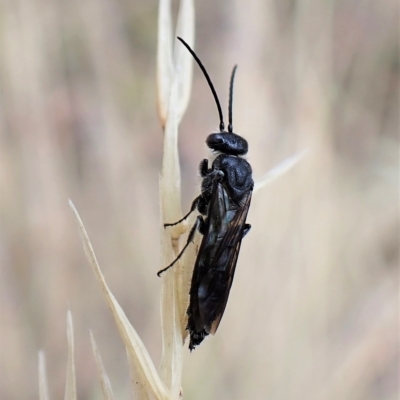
xmin=1 ymin=0 xmax=398 ymax=399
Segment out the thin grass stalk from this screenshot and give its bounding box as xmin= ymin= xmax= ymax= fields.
xmin=38 ymin=351 xmax=50 ymax=400
xmin=90 ymin=332 xmax=115 ymax=400
xmin=64 ymin=311 xmax=76 ymax=400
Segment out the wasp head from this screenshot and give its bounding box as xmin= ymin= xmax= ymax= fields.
xmin=206 ymin=132 xmax=248 ymax=156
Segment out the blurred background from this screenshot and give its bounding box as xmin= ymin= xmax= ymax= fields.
xmin=1 ymin=0 xmax=398 ymax=399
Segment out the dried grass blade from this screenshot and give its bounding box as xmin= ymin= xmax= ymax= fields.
xmin=159 ymin=80 xmax=184 ymax=396
xmin=38 ymin=351 xmax=50 ymax=400
xmin=69 ymin=199 xmax=170 ymax=400
xmin=157 ymin=0 xmax=174 ymax=127
xmin=90 ymin=332 xmax=115 ymax=400
xmin=64 ymin=311 xmax=77 ymax=400
xmin=158 ymin=260 xmax=184 ymax=397
xmin=174 ymin=0 xmax=195 ymax=122
xmin=160 ymin=80 xmax=183 ymax=228
xmin=126 ymin=348 xmax=151 ymax=400
xmin=254 ymin=149 xmax=309 ymax=193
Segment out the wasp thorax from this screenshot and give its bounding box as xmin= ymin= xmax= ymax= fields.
xmin=206 ymin=132 xmax=248 ymax=155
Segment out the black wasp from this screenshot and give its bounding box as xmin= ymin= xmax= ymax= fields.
xmin=158 ymin=37 xmax=253 ymax=351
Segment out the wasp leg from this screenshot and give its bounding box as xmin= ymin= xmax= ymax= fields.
xmin=242 ymin=223 xmax=251 ymax=238
xmin=157 ymin=216 xmax=205 ymax=276
xmin=197 ymin=196 xmax=208 ymax=215
xmin=164 ymin=196 xmax=201 ymax=227
xmin=199 ymin=159 xmax=212 ymax=177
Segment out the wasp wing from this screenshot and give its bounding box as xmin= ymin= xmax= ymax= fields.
xmin=207 ymin=187 xmax=252 ymax=334
xmin=187 ymin=182 xmax=252 ymax=341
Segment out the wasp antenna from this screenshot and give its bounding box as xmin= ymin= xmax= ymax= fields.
xmin=228 ymin=65 xmax=237 ymax=133
xmin=177 ymin=37 xmax=225 ymax=132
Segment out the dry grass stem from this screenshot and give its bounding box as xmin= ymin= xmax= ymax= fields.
xmin=174 ymin=0 xmax=195 ymax=122
xmin=69 ymin=199 xmax=170 ymax=399
xmin=157 ymin=0 xmax=194 ymax=397
xmin=90 ymin=332 xmax=115 ymax=400
xmin=157 ymin=0 xmax=174 ymax=127
xmin=38 ymin=351 xmax=50 ymax=400
xmin=254 ymin=149 xmax=309 ymax=193
xmin=64 ymin=311 xmax=76 ymax=400
xmin=157 ymin=0 xmax=194 ymax=127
